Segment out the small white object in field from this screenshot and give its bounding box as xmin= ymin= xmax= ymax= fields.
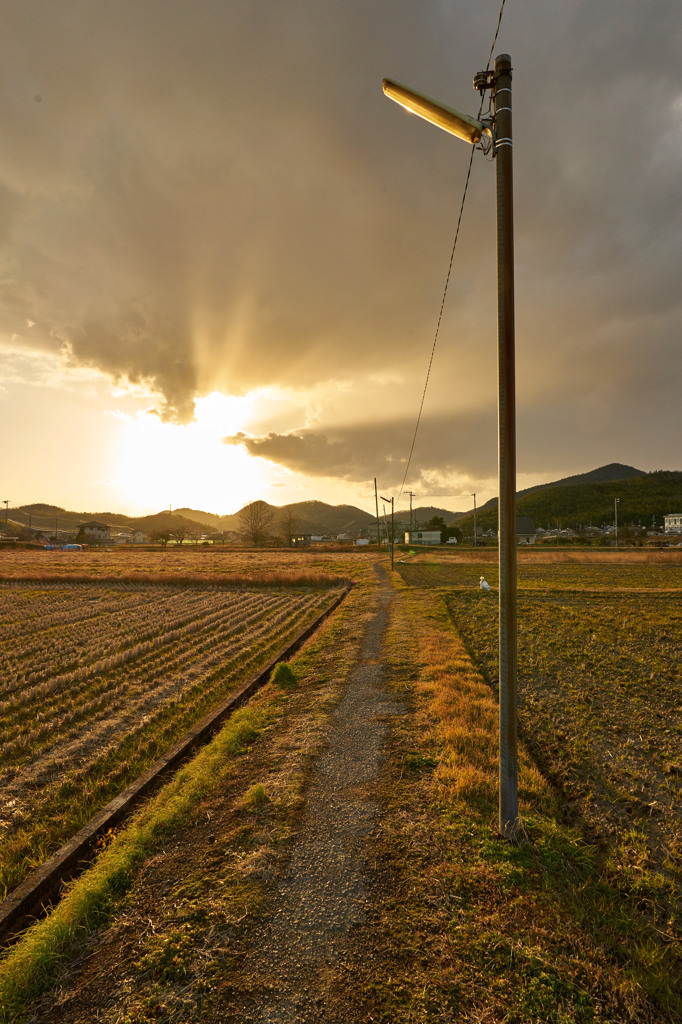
xmin=479 ymin=576 xmax=491 ymax=591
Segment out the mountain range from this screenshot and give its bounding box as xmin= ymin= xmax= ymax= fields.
xmin=4 ymin=464 xmax=681 ymax=537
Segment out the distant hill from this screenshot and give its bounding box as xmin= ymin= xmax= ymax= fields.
xmin=460 ymin=466 xmax=682 ymax=533
xmin=130 ymin=511 xmax=211 ymax=535
xmin=388 ymin=505 xmax=464 ymax=527
xmin=10 ymin=505 xmax=132 ymax=534
xmin=172 ymin=508 xmax=225 ymax=529
xmin=21 ymin=503 xmax=68 ymax=514
xmin=281 ymin=501 xmax=374 ymax=535
xmin=475 ymin=463 xmax=648 ymax=514
xmin=9 ymin=464 xmax=680 ymax=540
xmin=541 ymin=463 xmax=648 ymax=488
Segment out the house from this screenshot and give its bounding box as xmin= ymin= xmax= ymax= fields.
xmin=290 ymin=534 xmax=312 ymax=548
xmin=112 ymin=528 xmax=149 ymax=544
xmin=664 ymin=514 xmax=682 ymax=534
xmin=516 ymin=517 xmax=536 ymax=544
xmin=78 ymin=521 xmax=111 ymax=544
xmin=404 ymin=530 xmax=441 ymax=545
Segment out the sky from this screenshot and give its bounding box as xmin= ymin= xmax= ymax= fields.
xmin=1 ymin=0 xmax=680 ymax=517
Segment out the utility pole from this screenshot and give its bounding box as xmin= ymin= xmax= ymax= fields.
xmin=380 ymin=495 xmax=395 ymax=570
xmin=615 ymin=497 xmax=619 ymax=548
xmin=374 ymin=478 xmax=382 ymax=549
xmin=3 ymin=500 xmax=8 ymax=527
xmin=408 ymin=490 xmax=415 ymax=535
xmin=491 ymin=54 xmax=518 ymax=838
xmin=471 ymin=492 xmax=477 ymax=547
xmin=383 ymin=52 xmax=519 ymax=839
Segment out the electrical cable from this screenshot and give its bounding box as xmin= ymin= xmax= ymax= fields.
xmin=395 ymin=143 xmax=476 ymax=506
xmin=395 ymin=0 xmax=508 ymax=507
xmin=485 ymin=0 xmax=507 ymax=73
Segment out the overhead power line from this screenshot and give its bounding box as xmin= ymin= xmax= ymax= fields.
xmin=395 ymin=0 xmax=508 ymax=505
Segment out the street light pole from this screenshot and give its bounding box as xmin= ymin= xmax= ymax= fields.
xmin=380 ymin=495 xmax=395 ymax=570
xmin=492 ymin=54 xmax=518 ymax=839
xmin=383 ymin=54 xmax=518 ymax=838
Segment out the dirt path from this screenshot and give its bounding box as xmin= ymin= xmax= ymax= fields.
xmin=217 ymin=563 xmax=402 ymax=1021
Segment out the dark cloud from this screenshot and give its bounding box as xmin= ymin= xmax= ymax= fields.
xmin=0 ymin=0 xmax=680 ymax=479
xmin=225 ymin=409 xmax=499 ymax=488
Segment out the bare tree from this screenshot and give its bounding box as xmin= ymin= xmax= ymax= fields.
xmin=239 ymin=500 xmax=274 ymax=546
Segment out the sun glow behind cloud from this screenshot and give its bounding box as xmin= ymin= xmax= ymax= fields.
xmin=114 ymin=392 xmax=270 ymax=514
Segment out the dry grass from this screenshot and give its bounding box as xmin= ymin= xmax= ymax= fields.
xmin=1 ymin=552 xmax=679 ymax=1022
xmin=0 ymin=572 xmax=374 ymax=1024
xmin=402 ymin=547 xmax=682 ymax=566
xmin=342 ymin=581 xmax=680 ymax=1022
xmin=0 ymin=578 xmax=342 ymax=900
xmin=0 ymin=547 xmax=375 ymax=585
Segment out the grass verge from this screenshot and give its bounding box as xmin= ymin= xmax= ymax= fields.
xmin=0 ymin=705 xmax=267 ymax=1021
xmin=340 ymin=582 xmax=680 ymax=1022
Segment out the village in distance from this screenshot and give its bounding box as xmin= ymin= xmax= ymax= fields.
xmin=3 ymin=463 xmax=682 ymax=551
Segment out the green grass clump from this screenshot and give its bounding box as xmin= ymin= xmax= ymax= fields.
xmin=270 ymin=662 xmax=298 ymax=690
xmin=241 ymin=783 xmax=270 ymax=809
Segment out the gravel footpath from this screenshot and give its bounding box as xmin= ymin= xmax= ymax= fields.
xmin=220 ymin=563 xmax=401 ymax=1022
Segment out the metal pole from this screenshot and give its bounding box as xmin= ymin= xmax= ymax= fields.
xmin=494 ymin=54 xmax=518 ymax=839
xmin=380 ymin=495 xmax=395 ymax=569
xmin=471 ymin=492 xmax=477 ymax=547
xmin=374 ymin=478 xmax=381 ymax=549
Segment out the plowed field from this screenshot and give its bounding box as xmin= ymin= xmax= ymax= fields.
xmin=0 ymin=578 xmax=342 ymax=898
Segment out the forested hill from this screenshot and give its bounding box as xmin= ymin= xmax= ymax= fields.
xmin=463 ymin=469 xmax=682 ymax=533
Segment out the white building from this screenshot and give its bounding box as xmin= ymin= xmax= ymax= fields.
xmin=79 ymin=521 xmax=111 ymax=544
xmin=664 ymin=514 xmax=682 ymax=534
xmin=404 ymin=530 xmax=441 ymax=545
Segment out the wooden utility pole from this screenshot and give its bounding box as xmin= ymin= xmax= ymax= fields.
xmin=493 ymin=54 xmax=518 ymax=838
xmin=374 ymin=478 xmax=382 ymax=549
